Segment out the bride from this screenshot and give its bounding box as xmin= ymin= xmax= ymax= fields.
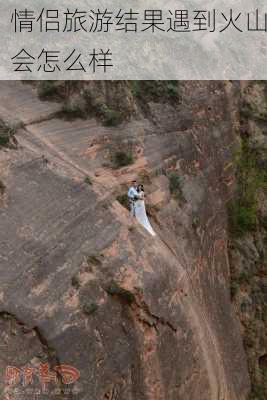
xmin=134 ymin=184 xmax=156 ymax=236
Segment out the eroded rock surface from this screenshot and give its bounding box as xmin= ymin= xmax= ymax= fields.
xmin=0 ymin=81 xmax=250 ymax=400
xmin=229 ymin=82 xmax=267 ymax=400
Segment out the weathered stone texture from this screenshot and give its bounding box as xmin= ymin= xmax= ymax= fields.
xmin=0 ymin=81 xmax=250 ymax=400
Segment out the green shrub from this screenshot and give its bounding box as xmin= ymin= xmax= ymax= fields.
xmin=102 ymin=107 xmax=122 ymax=127
xmin=228 ymin=202 xmax=257 ymax=236
xmin=249 ymin=383 xmax=266 ymax=400
xmin=84 ymin=176 xmax=92 ymax=185
xmin=87 ymin=254 xmax=102 ymax=266
xmin=0 ymin=135 xmax=10 ymax=147
xmin=0 ymin=121 xmax=17 ymax=148
xmin=192 ymin=216 xmax=200 ymax=230
xmin=71 ymin=275 xmax=80 ymax=289
xmin=240 ymin=101 xmax=267 ymax=122
xmin=113 ymin=150 xmax=134 ymax=168
xmin=238 ymin=271 xmax=250 ymax=285
xmin=105 ymin=282 xmax=135 ymax=304
xmin=116 ymin=193 xmax=129 ymax=209
xmin=101 ymin=201 xmax=109 ymax=210
xmin=166 ymin=81 xmax=179 ymax=100
xmin=130 ymin=81 xmax=179 ymax=103
xmin=37 ymin=81 xmax=58 ymax=99
xmin=168 ymin=171 xmax=183 ymax=198
xmin=61 ymin=103 xmax=86 ymax=120
xmin=130 ymin=81 xmax=141 ymax=97
xmin=83 ymin=93 xmax=123 ymax=126
xmin=228 ymin=138 xmax=267 ymax=237
xmin=0 ymin=179 xmax=5 ymax=194
xmin=230 ymin=281 xmax=239 ymax=299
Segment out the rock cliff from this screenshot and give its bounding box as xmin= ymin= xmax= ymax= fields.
xmin=228 ymin=82 xmax=267 ymax=400
xmin=0 ymin=80 xmax=254 ymax=400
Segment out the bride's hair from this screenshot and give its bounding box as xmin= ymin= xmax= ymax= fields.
xmin=137 ymin=184 xmax=144 ymax=192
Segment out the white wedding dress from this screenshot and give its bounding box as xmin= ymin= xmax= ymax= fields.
xmin=134 ymin=194 xmax=156 ymax=237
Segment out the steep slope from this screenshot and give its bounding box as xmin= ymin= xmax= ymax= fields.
xmin=0 ymin=80 xmax=250 ymax=400
xmin=229 ymin=82 xmax=267 ymax=400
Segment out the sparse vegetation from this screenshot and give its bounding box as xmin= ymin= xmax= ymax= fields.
xmin=229 ymin=83 xmax=267 ymax=400
xmin=83 ymin=301 xmax=98 ymax=315
xmin=168 ymin=171 xmax=183 ymax=200
xmin=87 ymin=254 xmax=102 ymax=266
xmin=130 ymin=81 xmax=141 ymax=98
xmin=238 ymin=271 xmax=250 ymax=285
xmin=113 ymin=150 xmax=134 ymax=168
xmin=130 ymin=81 xmax=180 ymax=103
xmin=230 ymin=282 xmax=239 ymax=299
xmin=0 ymin=135 xmax=10 ymax=147
xmin=37 ymin=81 xmax=58 ymax=100
xmin=38 ymin=81 xmax=81 ymax=101
xmin=101 ymin=201 xmax=109 ymax=210
xmin=83 ymin=90 xmax=123 ymax=126
xmin=0 ymin=179 xmax=6 ymax=195
xmin=60 ymin=102 xmax=86 ymax=120
xmin=249 ymin=383 xmax=266 ymax=400
xmin=166 ymin=81 xmax=180 ymax=99
xmin=116 ymin=193 xmax=129 ymax=209
xmin=37 ymin=81 xmax=180 ymax=125
xmin=228 ymin=139 xmax=267 ymax=237
xmin=192 ymin=216 xmax=200 ymax=230
xmin=105 ymin=282 xmax=135 ymax=304
xmin=71 ymin=275 xmax=80 ymax=289
xmin=101 ymin=106 xmax=122 ymax=127
xmin=84 ymin=176 xmax=92 ymax=185
xmin=0 ymin=120 xmax=18 ymax=149
xmin=228 ymin=203 xmax=257 ymax=236
xmin=240 ymin=100 xmax=267 ymax=122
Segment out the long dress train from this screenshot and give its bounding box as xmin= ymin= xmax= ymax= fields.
xmin=134 ymin=198 xmax=156 ymax=236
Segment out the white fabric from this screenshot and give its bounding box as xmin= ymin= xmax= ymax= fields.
xmin=134 ymin=199 xmax=156 ymax=237
xmin=128 ymin=186 xmax=139 ymax=199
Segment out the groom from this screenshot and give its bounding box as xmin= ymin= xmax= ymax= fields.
xmin=127 ymin=180 xmax=140 ymax=217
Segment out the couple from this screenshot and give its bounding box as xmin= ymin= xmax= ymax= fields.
xmin=127 ymin=180 xmax=156 ymax=236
